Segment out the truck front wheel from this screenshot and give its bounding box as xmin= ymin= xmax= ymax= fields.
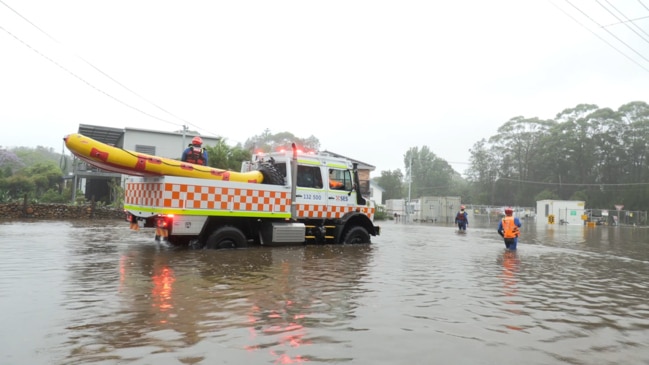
xmin=343 ymin=226 xmax=370 ymax=244
xmin=206 ymin=226 xmax=248 ymax=249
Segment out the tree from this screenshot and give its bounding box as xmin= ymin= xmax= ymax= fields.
xmin=466 ymin=139 xmax=499 ymax=204
xmin=488 ymin=116 xmax=555 ymax=205
xmin=4 ymin=175 xmax=35 ymax=200
xmin=244 ymin=129 xmax=320 ymax=153
xmin=465 ymin=101 xmax=649 ymax=211
xmin=13 ymin=146 xmax=65 ymax=170
xmin=619 ymin=101 xmax=649 ymax=182
xmin=404 ymin=146 xmax=456 ymax=199
xmin=12 ymin=162 xmax=63 ymax=201
xmin=205 ymin=139 xmax=252 ymax=171
xmin=0 ymin=149 xmax=24 ymax=176
xmin=374 ymin=170 xmax=404 ymax=202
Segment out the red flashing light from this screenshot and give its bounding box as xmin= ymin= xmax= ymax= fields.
xmin=274 ymin=145 xmax=316 ymax=154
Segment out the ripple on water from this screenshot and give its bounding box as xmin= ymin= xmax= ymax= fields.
xmin=2 ymin=221 xmax=649 ymax=364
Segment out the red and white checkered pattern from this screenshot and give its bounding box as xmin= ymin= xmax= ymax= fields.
xmin=125 ymin=181 xmax=290 ymax=213
xmin=124 ymin=182 xmax=164 ymax=207
xmin=125 ymin=181 xmax=375 ymax=219
xmin=296 ymin=204 xmax=375 ymax=220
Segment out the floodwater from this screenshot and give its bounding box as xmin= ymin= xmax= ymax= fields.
xmin=1 ymin=219 xmax=649 ymax=365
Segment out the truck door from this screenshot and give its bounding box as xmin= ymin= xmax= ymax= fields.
xmin=326 ymin=167 xmax=355 ymax=215
xmin=294 ymin=164 xmax=326 ymax=217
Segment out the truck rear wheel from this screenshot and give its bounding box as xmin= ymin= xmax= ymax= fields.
xmin=205 ymin=226 xmax=248 ymax=249
xmin=343 ymin=226 xmax=370 ymax=244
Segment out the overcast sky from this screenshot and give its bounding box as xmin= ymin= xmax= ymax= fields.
xmin=1 ymin=0 xmax=647 ymax=175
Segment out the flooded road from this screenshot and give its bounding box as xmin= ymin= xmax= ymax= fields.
xmin=1 ymin=219 xmax=649 ymax=365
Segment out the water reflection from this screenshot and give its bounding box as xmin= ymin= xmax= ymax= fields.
xmin=498 ymin=250 xmax=523 ymax=331
xmin=3 ymin=220 xmax=649 ymax=364
xmin=151 ymin=265 xmax=175 ymax=316
xmin=62 ymin=240 xmax=374 ymax=364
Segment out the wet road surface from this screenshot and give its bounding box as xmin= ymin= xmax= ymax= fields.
xmin=1 ymin=219 xmax=649 ymax=364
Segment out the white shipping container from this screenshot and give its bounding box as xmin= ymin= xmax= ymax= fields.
xmin=536 ymin=200 xmax=586 ymax=225
xmin=385 ymin=199 xmax=406 ymax=215
xmin=418 ymin=196 xmax=442 ymax=222
xmin=417 ymin=196 xmax=462 ymax=223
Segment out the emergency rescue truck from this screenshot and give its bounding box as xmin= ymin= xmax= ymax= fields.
xmin=124 ymin=144 xmax=380 ymax=249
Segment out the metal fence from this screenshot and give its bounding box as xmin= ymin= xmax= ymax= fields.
xmin=403 ymin=203 xmax=648 ymax=227
xmin=578 ymin=208 xmax=647 ymax=226
xmin=462 ymin=205 xmax=536 ymax=226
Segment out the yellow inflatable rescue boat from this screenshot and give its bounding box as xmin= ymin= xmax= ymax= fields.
xmin=63 ymin=133 xmax=265 ymax=183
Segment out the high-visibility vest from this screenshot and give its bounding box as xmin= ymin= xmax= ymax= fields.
xmin=501 ymin=216 xmax=519 ymax=239
xmin=456 ymin=212 xmax=467 ymax=222
xmin=185 ymin=146 xmax=206 ymax=165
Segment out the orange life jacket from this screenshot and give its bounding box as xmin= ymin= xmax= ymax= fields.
xmin=186 ymin=146 xmax=206 ymax=165
xmin=456 ymin=211 xmax=467 ymax=222
xmin=501 ymin=216 xmax=519 ymax=239
xmin=329 ymin=180 xmax=344 ymax=189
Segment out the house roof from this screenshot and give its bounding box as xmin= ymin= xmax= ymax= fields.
xmin=77 ymin=124 xmax=222 ymax=147
xmin=370 ymin=180 xmax=385 ymax=191
xmin=78 ymin=124 xmax=124 ymax=147
xmin=321 ymin=150 xmax=375 ymax=171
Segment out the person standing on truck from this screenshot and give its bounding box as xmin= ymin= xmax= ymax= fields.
xmin=455 ymin=205 xmax=468 ymax=231
xmin=181 ymin=136 xmax=208 ymax=166
xmin=498 ymin=207 xmax=522 ymax=250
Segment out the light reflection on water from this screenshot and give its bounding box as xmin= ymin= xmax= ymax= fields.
xmin=1 ymin=219 xmax=649 ymax=364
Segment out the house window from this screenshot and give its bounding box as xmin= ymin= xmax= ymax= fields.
xmin=135 ymin=145 xmax=156 ymax=155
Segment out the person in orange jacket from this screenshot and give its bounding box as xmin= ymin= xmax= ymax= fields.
xmin=498 ymin=207 xmax=522 ymax=250
xmin=181 ymin=136 xmax=208 ymax=166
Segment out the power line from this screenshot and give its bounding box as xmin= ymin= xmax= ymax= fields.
xmin=597 ymin=0 xmax=649 ymax=44
xmin=0 ymin=0 xmax=189 ymax=127
xmin=549 ymin=0 xmax=649 ymax=73
xmin=639 ymin=0 xmax=649 ymax=12
xmin=565 ymin=0 xmax=649 ymax=64
xmin=0 ymin=25 xmax=182 ymax=127
xmin=0 ymin=0 xmax=223 ymax=139
xmin=601 ymin=14 xmax=649 ymax=28
xmin=499 ymin=176 xmax=649 ymax=187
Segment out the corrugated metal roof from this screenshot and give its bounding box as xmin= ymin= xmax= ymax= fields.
xmin=77 ymin=124 xmax=124 ymax=147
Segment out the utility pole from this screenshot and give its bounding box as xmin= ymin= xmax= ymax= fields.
xmin=407 ymin=154 xmax=412 ymax=222
xmin=408 ymin=155 xmax=412 ymax=203
xmin=181 ymin=125 xmax=188 ymax=149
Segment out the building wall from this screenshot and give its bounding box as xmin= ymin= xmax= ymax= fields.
xmin=123 ymin=128 xmax=220 ymax=161
xmin=369 ymin=181 xmax=383 ymax=205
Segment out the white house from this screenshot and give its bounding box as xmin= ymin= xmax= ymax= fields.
xmin=369 ymin=181 xmax=385 ymax=206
